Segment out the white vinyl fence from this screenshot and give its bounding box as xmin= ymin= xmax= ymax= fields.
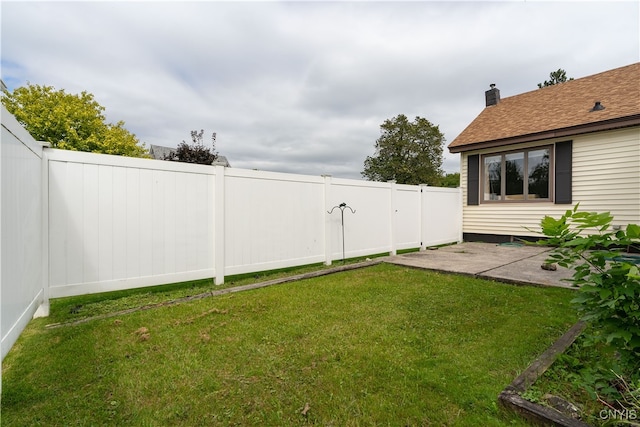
xmin=46 ymin=151 xmax=462 ymax=298
xmin=1 ymin=108 xmax=462 ymax=366
xmin=47 ymin=150 xmax=217 ymax=298
xmin=1 ymin=106 xmax=46 ymax=361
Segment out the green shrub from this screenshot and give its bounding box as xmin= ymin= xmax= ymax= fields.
xmin=538 ymin=205 xmax=640 ymax=366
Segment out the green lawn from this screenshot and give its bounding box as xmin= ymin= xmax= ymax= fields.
xmin=2 ymin=263 xmax=578 ymax=426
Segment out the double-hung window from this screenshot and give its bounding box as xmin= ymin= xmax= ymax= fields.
xmin=482 ymin=146 xmax=552 ymax=202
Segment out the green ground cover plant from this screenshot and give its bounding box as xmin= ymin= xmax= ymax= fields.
xmin=2 ymin=263 xmax=577 ymax=426
xmin=525 ymin=331 xmax=639 ymax=426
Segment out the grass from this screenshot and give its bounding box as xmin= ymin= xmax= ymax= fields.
xmin=44 ymin=256 xmax=389 ymax=326
xmin=2 ymin=263 xmax=578 ymax=426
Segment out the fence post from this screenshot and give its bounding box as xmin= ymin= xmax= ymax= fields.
xmin=214 ymin=165 xmax=225 ymax=285
xmin=419 ymin=184 xmax=427 ymax=251
xmin=322 ymin=175 xmax=333 ymax=266
xmin=34 ymin=145 xmax=50 ymax=317
xmin=419 ymin=184 xmax=429 ymax=251
xmin=388 ymin=180 xmax=397 ymax=256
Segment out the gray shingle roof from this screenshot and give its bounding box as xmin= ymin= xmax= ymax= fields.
xmin=149 ymin=144 xmax=175 ymax=160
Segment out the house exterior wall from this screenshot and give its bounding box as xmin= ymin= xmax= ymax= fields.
xmin=572 ymin=127 xmax=640 ymax=224
xmin=460 ymin=127 xmax=640 ymax=238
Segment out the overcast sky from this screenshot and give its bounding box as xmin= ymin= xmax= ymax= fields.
xmin=2 ymin=1 xmax=638 ymax=179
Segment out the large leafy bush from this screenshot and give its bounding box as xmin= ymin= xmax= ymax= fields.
xmin=539 ymin=205 xmax=640 ymax=362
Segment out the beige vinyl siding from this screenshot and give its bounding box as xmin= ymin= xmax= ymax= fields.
xmin=572 ymin=128 xmax=640 ymax=224
xmin=460 ymin=127 xmax=640 ymax=237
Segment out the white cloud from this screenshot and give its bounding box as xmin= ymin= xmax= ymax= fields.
xmin=2 ymin=1 xmax=638 ymax=179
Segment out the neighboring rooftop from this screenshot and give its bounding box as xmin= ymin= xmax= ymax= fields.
xmin=448 ymin=62 xmax=640 ymax=153
xmin=149 ymin=144 xmax=176 ymax=160
xmin=212 ymin=156 xmax=230 ymax=167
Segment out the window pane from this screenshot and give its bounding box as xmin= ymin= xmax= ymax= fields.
xmin=528 ymin=149 xmax=549 ymax=199
xmin=504 ymin=152 xmax=524 ymax=200
xmin=484 ymin=155 xmax=501 ymax=200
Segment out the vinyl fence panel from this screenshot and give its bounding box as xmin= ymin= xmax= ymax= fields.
xmin=395 ymin=184 xmax=422 ymax=250
xmin=421 ymin=186 xmax=463 ymax=247
xmin=329 ymin=178 xmax=393 ymax=259
xmin=1 ymin=106 xmax=45 ymax=361
xmin=47 ymin=150 xmax=216 ymax=298
xmin=223 ymin=169 xmax=326 ymax=275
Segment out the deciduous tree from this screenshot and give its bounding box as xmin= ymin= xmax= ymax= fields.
xmin=362 ymin=114 xmax=444 ymax=185
xmin=440 ymin=172 xmax=460 ymax=188
xmin=164 ymin=129 xmax=218 ymax=165
xmin=1 ymin=83 xmax=147 ymax=157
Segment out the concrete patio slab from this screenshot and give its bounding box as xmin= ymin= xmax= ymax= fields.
xmin=385 ymin=242 xmax=576 ymax=288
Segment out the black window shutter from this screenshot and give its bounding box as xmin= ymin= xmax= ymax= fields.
xmin=555 ymin=141 xmax=572 ymax=204
xmin=467 ymin=154 xmax=479 ymax=205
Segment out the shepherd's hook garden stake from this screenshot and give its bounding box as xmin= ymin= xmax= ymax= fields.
xmin=327 ymin=202 xmax=356 ymax=263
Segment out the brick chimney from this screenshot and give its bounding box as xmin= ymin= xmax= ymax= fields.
xmin=485 ymin=84 xmax=500 ymax=107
